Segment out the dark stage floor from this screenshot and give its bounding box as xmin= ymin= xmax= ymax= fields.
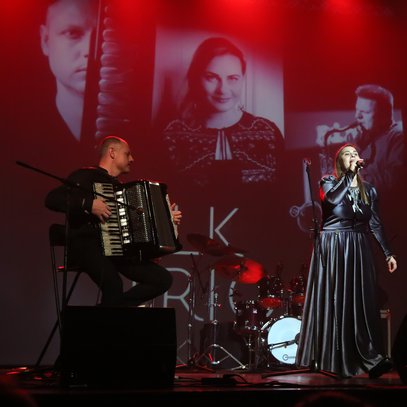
xmin=2 ymin=363 xmax=406 ymax=407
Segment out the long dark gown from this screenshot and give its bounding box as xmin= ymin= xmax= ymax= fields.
xmin=295 ymin=170 xmax=393 ymax=377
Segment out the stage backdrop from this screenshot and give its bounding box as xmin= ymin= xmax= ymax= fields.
xmin=2 ymin=0 xmax=407 ymax=367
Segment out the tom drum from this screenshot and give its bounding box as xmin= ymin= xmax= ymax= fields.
xmin=234 ymin=300 xmax=267 ymax=335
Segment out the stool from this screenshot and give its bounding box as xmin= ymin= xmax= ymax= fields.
xmin=35 ymin=224 xmax=82 ymax=367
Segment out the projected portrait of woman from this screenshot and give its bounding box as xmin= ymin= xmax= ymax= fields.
xmin=162 ymin=37 xmax=284 ymax=188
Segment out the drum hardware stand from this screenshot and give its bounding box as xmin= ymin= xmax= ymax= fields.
xmin=253 ymin=330 xmax=270 ymax=370
xmin=283 ymin=293 xmax=290 ymax=317
xmin=262 ymin=159 xmax=339 ymax=379
xmin=176 ymin=254 xmax=214 ymax=372
xmin=267 ymin=335 xmax=298 ymax=351
xmin=246 ymin=334 xmax=256 ymax=369
xmin=244 ymin=317 xmax=296 ymax=372
xmin=196 ymin=290 xmax=246 ymax=370
xmin=240 ymin=330 xmax=267 ymax=372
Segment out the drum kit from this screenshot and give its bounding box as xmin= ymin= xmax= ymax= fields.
xmin=185 ymin=233 xmax=307 ymax=371
xmin=232 ymin=265 xmax=307 ymax=369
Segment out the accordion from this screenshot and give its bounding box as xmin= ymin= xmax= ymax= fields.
xmin=93 ymin=180 xmax=181 ymax=258
xmin=81 ymin=0 xmax=154 ymax=143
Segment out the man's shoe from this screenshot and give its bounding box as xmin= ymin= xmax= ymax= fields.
xmin=369 ymin=357 xmax=393 ymax=379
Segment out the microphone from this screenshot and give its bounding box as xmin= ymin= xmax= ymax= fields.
xmin=345 ymin=121 xmax=360 ymax=130
xmin=324 ymin=121 xmax=361 ymax=145
xmin=303 ymin=158 xmax=311 ymax=166
xmin=356 ymin=159 xmax=365 ymax=169
xmin=325 ymin=121 xmax=360 ymax=136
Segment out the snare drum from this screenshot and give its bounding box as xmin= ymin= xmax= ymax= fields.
xmin=263 ymin=316 xmax=301 ymax=364
xmin=234 ymin=300 xmax=267 ymax=335
xmin=257 ymin=275 xmax=284 ymax=310
xmin=287 ymin=291 xmax=305 ymax=317
xmin=292 ymin=292 xmax=305 ymax=306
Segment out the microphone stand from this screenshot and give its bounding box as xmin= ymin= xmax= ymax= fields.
xmin=14 ymin=161 xmax=79 ymax=374
xmin=262 ymin=159 xmax=339 ymax=379
xmin=16 ymin=161 xmax=135 ymax=210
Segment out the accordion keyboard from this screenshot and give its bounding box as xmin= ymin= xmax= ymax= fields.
xmin=93 ymin=182 xmax=124 ymax=256
xmin=93 ymin=180 xmax=180 ymax=258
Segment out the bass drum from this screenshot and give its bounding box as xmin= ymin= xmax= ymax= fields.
xmin=265 ymin=316 xmax=301 ymax=365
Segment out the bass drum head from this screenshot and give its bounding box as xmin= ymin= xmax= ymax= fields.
xmin=266 ymin=316 xmax=301 ymax=365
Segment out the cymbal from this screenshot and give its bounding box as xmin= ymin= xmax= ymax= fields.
xmin=187 ymin=233 xmax=246 ymax=256
xmin=212 ymin=256 xmax=265 ymax=284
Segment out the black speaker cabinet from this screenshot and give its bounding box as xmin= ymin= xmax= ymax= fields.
xmin=59 ymin=306 xmax=176 ymax=388
xmin=393 ymin=314 xmax=407 ymax=384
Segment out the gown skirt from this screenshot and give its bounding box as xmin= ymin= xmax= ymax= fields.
xmin=295 ymin=229 xmax=386 ymax=377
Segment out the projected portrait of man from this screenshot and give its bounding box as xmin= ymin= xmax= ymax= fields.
xmin=353 ymin=84 xmax=404 ymax=192
xmin=319 ymin=84 xmax=404 ymax=194
xmin=40 ymin=0 xmax=98 ymax=141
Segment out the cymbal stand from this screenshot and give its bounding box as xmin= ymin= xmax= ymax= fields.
xmin=244 ymin=332 xmax=259 ymax=371
xmin=175 ymin=272 xmax=194 ymax=365
xmin=176 ymin=254 xmax=213 ymax=371
xmin=196 ymin=289 xmax=246 ymax=370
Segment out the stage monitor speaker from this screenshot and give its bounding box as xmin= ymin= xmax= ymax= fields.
xmin=392 ymin=314 xmax=407 ymax=384
xmin=59 ymin=306 xmax=176 ymax=388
